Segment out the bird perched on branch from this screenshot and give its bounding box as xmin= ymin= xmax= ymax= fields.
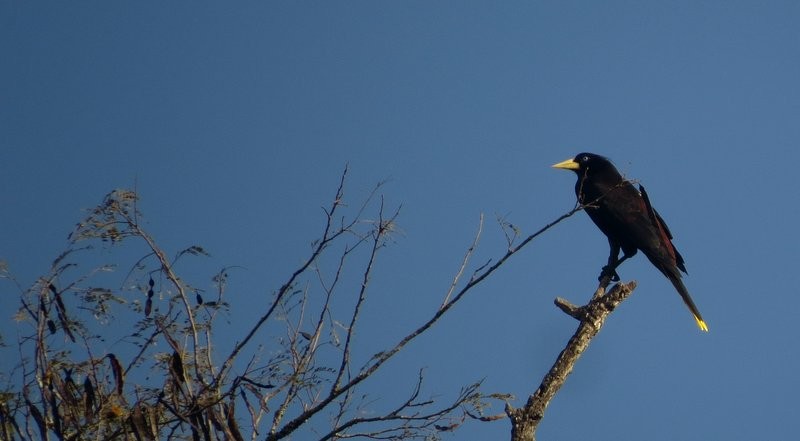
xmin=552 ymin=153 xmax=708 ymax=331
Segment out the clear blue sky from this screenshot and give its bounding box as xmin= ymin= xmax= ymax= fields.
xmin=3 ymin=2 xmax=799 ymax=440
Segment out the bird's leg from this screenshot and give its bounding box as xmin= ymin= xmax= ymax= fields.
xmin=600 ymin=241 xmax=624 ymax=282
xmin=607 ymin=255 xmax=632 ymax=281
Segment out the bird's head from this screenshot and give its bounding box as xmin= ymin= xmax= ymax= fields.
xmin=552 ymin=152 xmax=616 ymax=177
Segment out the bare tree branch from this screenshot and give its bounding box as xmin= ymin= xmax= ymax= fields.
xmin=215 ymin=165 xmax=358 ymax=388
xmin=506 ymin=280 xmax=638 ymax=441
xmin=266 ymin=202 xmax=584 ymax=441
xmin=4 ymin=166 xmax=601 ymax=441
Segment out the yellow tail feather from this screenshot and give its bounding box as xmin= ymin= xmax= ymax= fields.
xmin=694 ymin=316 xmax=709 ymax=332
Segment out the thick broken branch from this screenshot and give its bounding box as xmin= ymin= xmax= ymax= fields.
xmin=506 ymin=280 xmax=637 ymax=441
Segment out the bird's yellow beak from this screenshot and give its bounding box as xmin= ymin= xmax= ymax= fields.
xmin=552 ymin=158 xmax=580 ymax=170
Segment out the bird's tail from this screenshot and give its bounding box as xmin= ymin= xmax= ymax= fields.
xmin=666 ymin=273 xmax=708 ymax=332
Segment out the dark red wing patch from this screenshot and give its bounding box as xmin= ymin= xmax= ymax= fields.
xmin=639 ymin=184 xmax=686 ymax=272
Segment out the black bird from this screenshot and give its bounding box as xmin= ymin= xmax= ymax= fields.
xmin=552 ymin=153 xmax=707 ymax=331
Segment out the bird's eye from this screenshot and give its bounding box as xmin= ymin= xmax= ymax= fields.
xmin=581 ymin=155 xmax=589 ymax=162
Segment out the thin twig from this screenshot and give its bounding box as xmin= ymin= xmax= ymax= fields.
xmin=441 ymin=213 xmax=483 ymax=308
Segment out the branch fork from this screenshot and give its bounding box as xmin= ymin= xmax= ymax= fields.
xmin=507 ymin=280 xmax=637 ymax=441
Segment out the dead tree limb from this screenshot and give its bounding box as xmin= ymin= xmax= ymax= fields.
xmin=506 ymin=280 xmax=637 ymax=441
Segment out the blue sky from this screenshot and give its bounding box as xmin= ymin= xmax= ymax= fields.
xmin=2 ymin=2 xmax=800 ymax=439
